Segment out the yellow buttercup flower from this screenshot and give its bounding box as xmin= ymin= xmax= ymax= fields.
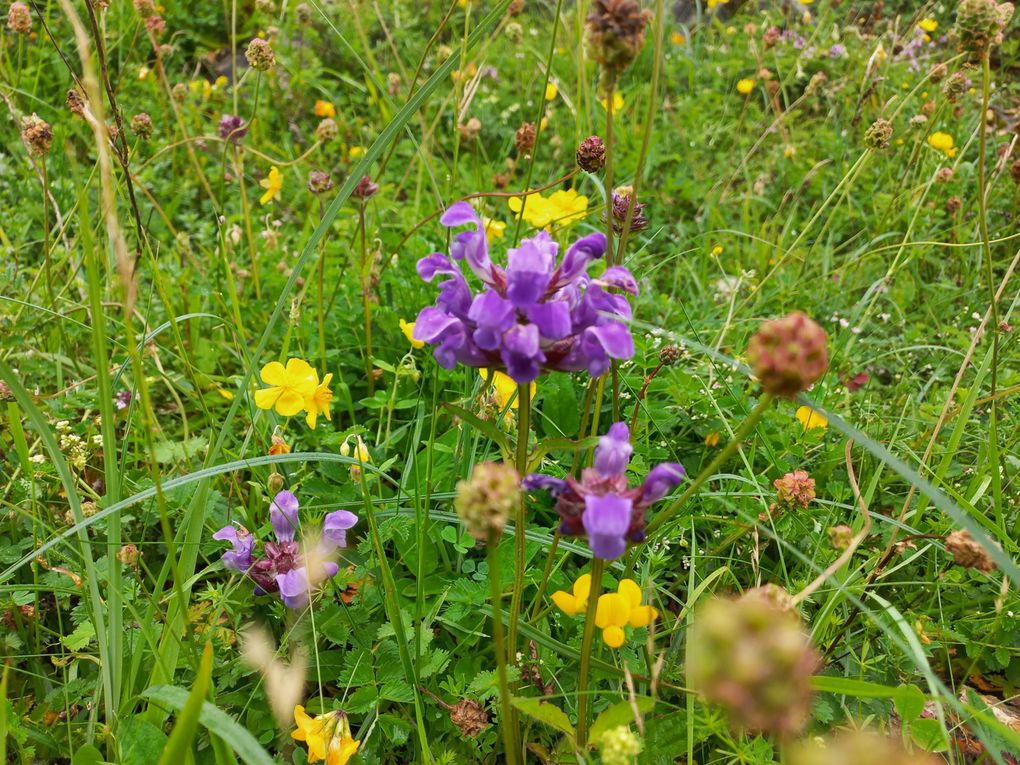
xmin=483 ymin=217 xmax=506 ymax=239
xmin=259 ymin=166 xmax=283 ymax=205
xmin=736 ymin=78 xmax=755 ymax=95
xmin=400 ymin=319 xmax=424 ymax=349
xmin=349 ymin=145 xmax=365 ymax=160
xmin=255 ymin=359 xmax=318 ymax=417
xmin=598 ymin=91 xmax=625 ymax=114
xmin=927 ymin=131 xmax=957 ymax=158
xmin=796 ymin=405 xmax=828 ymax=432
xmin=315 ymin=100 xmax=337 ymax=118
xmin=918 ymin=17 xmax=938 ymax=32
xmin=292 ymin=705 xmax=360 ymax=765
xmin=551 ymin=573 xmax=591 ymax=616
xmin=710 ymin=245 xmax=723 ymax=258
xmin=508 ymin=188 xmax=588 ymax=229
xmin=304 ymin=372 xmax=333 ymax=429
xmin=544 ymin=82 xmax=558 ymax=101
xmin=480 ymin=369 xmax=536 ymax=413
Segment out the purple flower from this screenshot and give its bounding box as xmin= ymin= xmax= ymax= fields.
xmin=412 ymin=201 xmax=636 ymax=384
xmin=522 ymin=421 xmax=685 ymax=560
xmin=218 ymin=114 xmax=248 ymax=143
xmin=212 ymin=525 xmax=254 ymax=571
xmin=828 ymin=44 xmax=846 ymax=59
xmin=114 ymin=390 xmax=132 ymax=410
xmin=270 ymin=490 xmax=300 ymax=541
xmin=211 ymin=490 xmax=358 ymax=608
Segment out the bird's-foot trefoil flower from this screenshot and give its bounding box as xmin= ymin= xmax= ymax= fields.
xmin=552 ymin=574 xmax=658 ymax=647
xmin=412 ymin=201 xmax=636 ymax=384
xmin=292 ymin=705 xmax=360 ymax=765
xmin=523 ymin=421 xmax=684 ymax=559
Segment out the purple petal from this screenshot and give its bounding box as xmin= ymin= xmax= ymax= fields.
xmin=212 ymin=525 xmax=254 ymax=571
xmin=582 ymin=493 xmax=633 ymax=560
xmin=270 ymin=491 xmax=300 ymax=542
xmin=506 ymin=236 xmax=557 ymax=307
xmin=276 ymin=567 xmax=311 ymax=609
xmin=442 ymin=202 xmax=503 ymax=287
xmin=501 ymin=323 xmax=545 ymax=383
xmin=526 ymin=301 xmax=572 ymax=340
xmin=587 ymin=285 xmax=633 ymax=321
xmin=581 ymin=323 xmax=634 ymax=377
xmin=597 ymin=266 xmax=639 ymax=296
xmin=468 ymin=291 xmax=516 ymax=351
xmin=322 ymin=561 xmax=340 ymax=578
xmin=640 ymin=463 xmax=686 ymax=504
xmin=417 ymin=252 xmax=459 ymax=282
xmin=521 ymin=474 xmax=569 ymax=495
xmin=551 ymin=232 xmax=606 ymax=290
xmin=440 ymin=201 xmax=480 ymax=227
xmin=322 ymin=509 xmax=358 ymax=549
xmin=413 ymin=308 xmax=468 ymax=369
xmin=594 ymin=422 xmax=632 ymax=477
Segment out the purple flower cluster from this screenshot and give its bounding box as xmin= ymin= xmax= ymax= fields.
xmin=523 ymin=422 xmax=685 ymax=559
xmin=218 ymin=114 xmax=248 ymax=143
xmin=213 ymin=490 xmax=357 ymax=609
xmin=412 ymin=202 xmax=637 ymax=384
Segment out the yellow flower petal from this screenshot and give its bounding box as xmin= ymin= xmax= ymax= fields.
xmin=552 ymin=590 xmax=581 ymax=615
xmin=260 ymin=361 xmax=289 ymax=386
xmin=602 ymin=625 xmax=626 ymax=648
xmin=254 ymin=387 xmax=282 ymax=411
xmin=796 ymin=405 xmax=828 ymax=431
xmin=572 ymin=573 xmax=592 ymax=602
xmin=628 ymin=604 xmax=657 ymax=629
xmin=275 ymin=389 xmax=309 ymax=417
xmin=617 ymin=579 xmax=642 ymax=609
xmin=595 ymin=592 xmax=631 ymax=629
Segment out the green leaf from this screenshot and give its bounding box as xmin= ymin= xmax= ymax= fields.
xmin=142 ymin=681 xmax=276 ymax=765
xmin=510 ymin=697 xmax=575 ymax=740
xmin=62 ymin=621 xmax=96 ymax=652
xmin=811 ymin=676 xmax=902 ymax=699
xmin=894 ymin=684 xmax=926 ymax=722
xmin=909 ymin=717 xmax=950 ymax=752
xmin=539 ymin=375 xmax=579 ymax=438
xmin=119 ymin=718 xmax=168 ymax=763
xmin=441 ymin=403 xmax=511 ymax=457
xmin=158 ymin=642 xmax=213 ymax=765
xmin=70 ymin=745 xmax=105 ymax=765
xmin=589 ymin=698 xmax=656 ymax=745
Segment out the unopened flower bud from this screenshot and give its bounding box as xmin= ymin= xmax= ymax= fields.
xmin=936 ymin=167 xmax=954 ymax=183
xmin=454 ymin=462 xmax=520 ymax=540
xmin=505 ymin=21 xmax=523 ymax=43
xmin=172 ymin=83 xmax=187 ymax=102
xmin=946 ymin=195 xmax=963 ymax=214
xmin=245 ymin=38 xmax=276 ymax=71
xmin=576 ymin=135 xmax=606 ymax=172
xmin=267 ymin=472 xmax=285 ymax=493
xmin=351 ymin=175 xmax=379 ymax=200
xmin=746 ymin=312 xmax=829 ymax=397
xmin=116 ymin=544 xmax=140 ymax=566
xmin=307 ymin=170 xmax=333 ymax=194
xmin=943 ymin=70 xmax=969 ymax=102
xmin=315 ymin=117 xmax=338 ymax=143
xmin=659 ymin=344 xmax=681 ymax=365
xmin=507 ymin=0 xmax=525 ymax=14
xmin=763 ymin=26 xmax=781 ymax=49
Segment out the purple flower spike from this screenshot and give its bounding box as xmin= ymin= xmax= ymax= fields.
xmin=582 ymin=494 xmax=633 ymax=560
xmin=270 ymin=490 xmax=300 ymax=542
xmin=523 ymin=421 xmax=685 ymax=559
xmin=213 ymin=525 xmax=254 ymax=571
xmin=594 ymin=422 xmax=633 ymax=477
xmin=413 ymin=200 xmax=635 ymax=384
xmin=322 ymin=509 xmax=358 ymax=551
xmin=641 ymin=463 xmax=686 ymax=503
xmin=276 ymin=567 xmax=311 ymax=609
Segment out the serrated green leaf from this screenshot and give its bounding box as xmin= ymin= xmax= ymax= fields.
xmin=510 ymin=697 xmax=575 ymax=740
xmin=62 ymin=621 xmax=95 ymax=652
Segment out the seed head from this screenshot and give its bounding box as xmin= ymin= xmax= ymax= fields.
xmin=943 ymin=70 xmax=969 ymax=102
xmin=66 ymin=89 xmax=86 ymax=117
xmin=21 ymin=114 xmax=53 ymax=158
xmin=449 ymin=699 xmax=489 ymax=737
xmin=454 ymin=462 xmax=520 ymax=540
xmin=864 ymin=118 xmax=893 ymax=150
xmin=599 ymin=726 xmax=642 ymax=765
xmin=307 ymin=170 xmax=333 ymax=194
xmin=515 ymin=122 xmax=536 ymax=154
xmin=585 ymin=0 xmax=651 ymax=85
xmin=929 ymin=62 xmax=949 ymax=82
xmin=505 ymin=21 xmax=524 ymax=43
xmin=746 ymin=312 xmax=829 ymax=397
xmin=945 ymin=529 xmax=996 ymax=572
xmin=659 ymin=344 xmax=681 ymax=365
xmin=315 ymin=117 xmax=338 ymax=143
xmin=576 ymin=135 xmax=607 ymax=172
xmin=7 ymin=2 xmax=31 ymax=34
xmin=955 ymin=0 xmax=1014 ymax=55
xmin=245 ymin=38 xmax=276 ymax=71
xmin=130 ymin=112 xmax=154 ymax=139
xmin=687 ymin=590 xmax=820 ymax=738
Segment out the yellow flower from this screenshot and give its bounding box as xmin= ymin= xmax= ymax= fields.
xmin=484 ymin=217 xmax=506 ymax=239
xmin=704 ymin=431 xmax=721 ymax=447
xmin=736 ymin=78 xmax=755 ymax=95
xmin=214 ymin=75 xmax=229 ymax=90
xmin=670 ymin=30 xmax=686 ymax=45
xmin=725 ymin=25 xmax=736 ymax=35
xmin=292 ymin=705 xmax=360 ymax=765
xmin=595 ymin=579 xmax=658 ymax=648
xmin=314 ymin=100 xmax=337 ymax=118
xmin=480 ymin=369 xmax=536 ymax=412
xmin=138 ymin=66 xmax=150 ymax=81
xmin=706 ymin=0 xmax=729 ymax=7
xmin=551 ymin=573 xmax=591 ymax=616
xmin=259 ymin=166 xmax=283 ymax=205
xmin=509 ymin=188 xmax=587 ymax=229
xmin=304 ymin=372 xmax=333 ymax=429
xmin=255 ymin=359 xmax=318 ymax=417
xmin=544 ymin=82 xmax=558 ymax=101
xmin=927 ymin=131 xmax=957 ymax=158
xmin=918 ymin=17 xmax=938 ymax=32
xmin=349 ymin=146 xmax=365 ymax=160
xmin=598 ymin=91 xmax=625 ymax=114
xmin=800 ymin=0 xmax=813 ymax=4
xmin=796 ymin=405 xmax=828 ymax=432
xmin=269 ymin=434 xmax=291 ymax=455
xmin=710 ymin=245 xmax=723 ymax=258
xmin=400 ymin=319 xmax=424 ymax=349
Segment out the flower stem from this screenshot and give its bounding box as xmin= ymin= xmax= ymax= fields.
xmin=507 ymin=382 xmax=532 ymax=657
xmin=603 ymin=78 xmax=616 ymax=265
xmin=575 ymin=557 xmax=605 ymax=748
xmin=527 ymin=530 xmax=561 ymax=621
xmin=359 ymin=202 xmax=375 ymax=395
xmin=488 ymin=528 xmax=520 ymax=765
xmin=645 ymin=394 xmax=773 ymax=537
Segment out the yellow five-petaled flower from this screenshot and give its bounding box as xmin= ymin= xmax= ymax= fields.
xmin=259 ymin=166 xmax=283 ymax=205
xmin=293 ymin=705 xmax=360 ymax=765
xmin=254 ymin=358 xmax=333 ymax=429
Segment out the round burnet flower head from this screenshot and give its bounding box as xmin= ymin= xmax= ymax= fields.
xmin=515 ymin=121 xmax=536 ymax=154
xmin=307 ymin=170 xmax=333 ymax=194
xmin=132 ymin=0 xmax=155 ymax=17
xmin=351 ymin=175 xmax=379 ymax=201
xmin=295 ymin=2 xmax=311 ymax=23
xmin=7 ymin=2 xmax=31 ymax=34
xmin=946 ymin=195 xmax=963 ymax=215
xmin=746 ymin=311 xmax=829 ymax=398
xmin=955 ymin=0 xmax=1014 ymax=54
xmin=864 ymin=118 xmax=893 ymax=150
xmin=659 ymin=343 xmax=681 ymax=365
xmin=21 ymin=114 xmax=53 ymax=157
xmin=66 ymin=88 xmax=86 ymax=117
xmin=687 ymin=589 xmax=820 ymax=738
xmin=945 ymin=529 xmax=996 ymax=572
xmin=788 ymin=729 xmax=942 ymax=765
xmin=505 ymin=21 xmax=524 ymax=43
xmin=828 ymin=524 xmax=853 ymax=550
xmin=576 ymin=135 xmax=607 ymax=172
xmin=315 ymin=117 xmax=338 ymax=143
xmin=604 ymin=185 xmax=648 ymax=233
xmin=130 ymin=112 xmax=154 ymax=140
xmin=454 ymin=461 xmax=521 ymax=540
xmin=172 ymin=82 xmax=187 ymax=102
xmin=929 ymin=62 xmax=949 ymax=83
xmin=763 ymin=25 xmax=781 ymax=49
xmin=599 ymin=725 xmax=642 ymax=765
xmin=449 ymin=699 xmax=489 ymax=738
xmin=773 ymin=469 xmax=816 ymax=512
xmin=943 ymin=70 xmax=969 ymax=102
xmin=245 ymin=37 xmax=276 ymax=71
xmin=585 ymin=0 xmax=652 ymax=86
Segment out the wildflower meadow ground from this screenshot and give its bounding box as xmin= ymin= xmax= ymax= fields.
xmin=1 ymin=0 xmax=1020 ymax=762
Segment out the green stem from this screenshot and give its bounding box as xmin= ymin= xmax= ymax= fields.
xmin=575 ymin=557 xmax=605 ymax=748
xmin=359 ymin=202 xmax=375 ymax=395
xmin=603 ymin=79 xmax=616 ymax=265
xmin=527 ymin=531 xmax=561 ymax=621
xmin=488 ymin=528 xmax=520 ymax=765
xmin=507 ymin=382 xmax=532 ymax=657
xmin=645 ymin=394 xmax=773 ymax=537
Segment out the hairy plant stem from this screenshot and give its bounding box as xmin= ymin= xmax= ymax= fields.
xmin=487 ymin=528 xmax=520 ymax=765
xmin=575 ymin=556 xmax=605 ymax=747
xmin=507 ymin=383 xmax=532 ymax=657
xmin=646 ymin=394 xmax=773 ymax=536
